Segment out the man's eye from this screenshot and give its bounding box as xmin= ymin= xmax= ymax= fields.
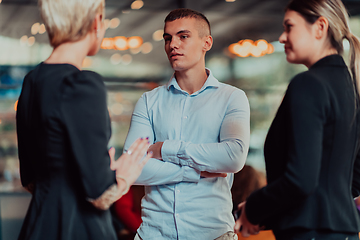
xmin=181 ymin=35 xmax=188 ymax=39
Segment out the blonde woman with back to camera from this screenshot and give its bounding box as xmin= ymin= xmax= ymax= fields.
xmin=234 ymin=0 xmax=360 ymax=239
xmin=16 ymin=0 xmax=152 ymax=239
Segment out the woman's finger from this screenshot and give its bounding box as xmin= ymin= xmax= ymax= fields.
xmin=139 ymin=151 xmax=152 ymax=167
xmin=124 ymin=138 xmax=142 ymax=158
xmin=131 ymin=138 xmax=150 ymax=162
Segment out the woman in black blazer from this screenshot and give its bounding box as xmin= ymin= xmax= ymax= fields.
xmin=234 ymin=0 xmax=360 ymax=239
xmin=16 ymin=0 xmax=152 ymax=239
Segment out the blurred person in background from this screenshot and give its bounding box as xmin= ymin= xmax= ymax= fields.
xmin=231 ymin=165 xmax=265 ymax=214
xmin=15 ymin=0 xmax=152 ymax=239
xmin=234 ymin=0 xmax=360 ymax=239
xmin=123 ymin=8 xmax=250 ymax=240
xmin=231 ymin=165 xmax=275 ymax=240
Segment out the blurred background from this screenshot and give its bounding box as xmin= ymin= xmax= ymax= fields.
xmin=0 ymin=0 xmax=360 ymax=238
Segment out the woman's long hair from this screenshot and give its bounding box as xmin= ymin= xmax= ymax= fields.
xmin=287 ymin=0 xmax=360 ymax=99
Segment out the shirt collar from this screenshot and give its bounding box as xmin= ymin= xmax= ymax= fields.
xmin=166 ymin=68 xmax=220 ymax=95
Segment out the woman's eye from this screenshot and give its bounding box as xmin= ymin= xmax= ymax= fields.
xmin=285 ymin=24 xmax=292 ymax=31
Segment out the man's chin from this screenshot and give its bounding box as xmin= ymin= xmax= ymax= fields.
xmin=171 ymin=64 xmax=185 ymax=71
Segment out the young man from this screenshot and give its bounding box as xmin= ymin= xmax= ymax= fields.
xmin=124 ymin=8 xmax=250 ymax=240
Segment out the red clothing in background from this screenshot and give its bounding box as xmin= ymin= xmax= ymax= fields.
xmin=113 ymin=186 xmax=142 ymax=233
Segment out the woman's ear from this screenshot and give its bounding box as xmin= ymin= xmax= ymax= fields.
xmin=203 ymin=35 xmax=213 ymax=52
xmin=314 ymin=16 xmax=329 ymax=40
xmin=92 ymin=13 xmax=103 ymax=34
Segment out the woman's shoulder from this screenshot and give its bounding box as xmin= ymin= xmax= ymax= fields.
xmin=286 ymin=70 xmax=330 ymax=106
xmin=38 ymin=63 xmax=103 ymax=84
xmin=67 ymin=69 xmax=103 ymax=85
xmin=288 ymin=70 xmax=327 ymax=93
xmin=60 ymin=68 xmax=106 ymax=99
xmin=290 ymin=70 xmax=322 ymax=84
xmin=64 ymin=68 xmax=104 ymax=87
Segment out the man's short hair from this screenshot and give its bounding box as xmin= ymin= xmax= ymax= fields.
xmin=164 ymin=8 xmax=211 ymax=37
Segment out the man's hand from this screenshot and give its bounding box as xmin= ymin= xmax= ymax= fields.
xmin=200 ymin=171 xmax=227 ymax=178
xmin=147 ymin=142 xmax=163 ymax=160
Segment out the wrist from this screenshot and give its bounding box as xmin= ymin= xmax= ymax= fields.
xmin=116 ymin=174 xmax=130 ymax=196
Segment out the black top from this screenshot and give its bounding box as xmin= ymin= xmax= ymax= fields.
xmin=16 ymin=63 xmax=117 ymax=240
xmin=245 ymin=55 xmax=360 ymax=233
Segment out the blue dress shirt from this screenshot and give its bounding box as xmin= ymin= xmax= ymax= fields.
xmin=124 ymin=69 xmax=250 ymax=240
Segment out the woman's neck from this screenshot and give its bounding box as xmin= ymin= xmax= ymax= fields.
xmin=45 ymin=36 xmax=91 ymax=70
xmin=305 ymin=46 xmax=338 ymax=69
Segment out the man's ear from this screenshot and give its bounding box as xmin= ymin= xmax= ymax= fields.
xmin=314 ymin=16 xmax=329 ymax=40
xmin=203 ymin=35 xmax=213 ymax=52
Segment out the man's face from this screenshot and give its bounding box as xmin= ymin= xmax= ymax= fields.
xmin=163 ymin=17 xmax=209 ymax=72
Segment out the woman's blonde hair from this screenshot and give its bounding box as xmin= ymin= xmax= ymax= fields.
xmin=286 ymin=0 xmax=360 ymax=98
xmin=38 ymin=0 xmax=105 ymax=48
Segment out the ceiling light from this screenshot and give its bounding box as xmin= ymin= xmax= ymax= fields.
xmin=31 ymin=23 xmax=40 ymax=35
xmin=228 ymin=39 xmax=274 ymax=57
xmin=267 ymin=44 xmax=274 ymax=54
xmin=255 ymin=39 xmax=268 ymax=51
xmin=110 ymin=53 xmax=122 ymax=65
xmin=114 ymin=36 xmax=128 ymax=50
xmin=250 ymin=47 xmax=262 ymax=57
xmin=141 ymin=42 xmax=153 ymax=54
xmin=20 ymin=35 xmax=28 ymax=46
xmin=131 ymin=0 xmax=144 ymax=10
xmin=152 ymin=29 xmax=164 ymax=41
xmin=128 ymin=36 xmax=143 ymax=49
xmin=110 ymin=103 xmax=124 ymax=115
xmin=226 ymin=0 xmax=236 ymax=2
xmin=39 ymin=24 xmax=46 ymax=34
xmin=130 ymin=47 xmax=141 ymax=54
xmin=27 ymin=36 xmax=35 ymax=46
xmin=101 ymin=38 xmax=114 ymax=49
xmin=228 ymin=43 xmax=240 ymax=55
xmin=109 ymin=18 xmax=120 ymax=29
xmin=122 ymin=54 xmax=132 ymax=65
xmin=114 ymin=93 xmax=123 ymax=102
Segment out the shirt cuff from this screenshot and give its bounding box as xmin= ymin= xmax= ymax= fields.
xmin=182 ymin=166 xmax=201 ymax=182
xmin=161 ymin=139 xmax=181 ymax=165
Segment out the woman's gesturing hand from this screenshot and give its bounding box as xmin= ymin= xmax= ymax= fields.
xmin=109 ymin=138 xmax=152 ymax=188
xmin=89 ymin=138 xmax=152 ymax=210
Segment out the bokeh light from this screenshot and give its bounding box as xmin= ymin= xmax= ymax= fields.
xmin=131 ymin=0 xmax=144 ymax=10
xmin=109 ymin=18 xmax=120 ymax=29
xmin=153 ymin=29 xmax=164 ymax=41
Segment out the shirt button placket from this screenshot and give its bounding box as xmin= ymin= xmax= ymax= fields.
xmin=174 ymin=186 xmax=180 ymax=225
xmin=181 ymin=96 xmax=189 ymax=140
